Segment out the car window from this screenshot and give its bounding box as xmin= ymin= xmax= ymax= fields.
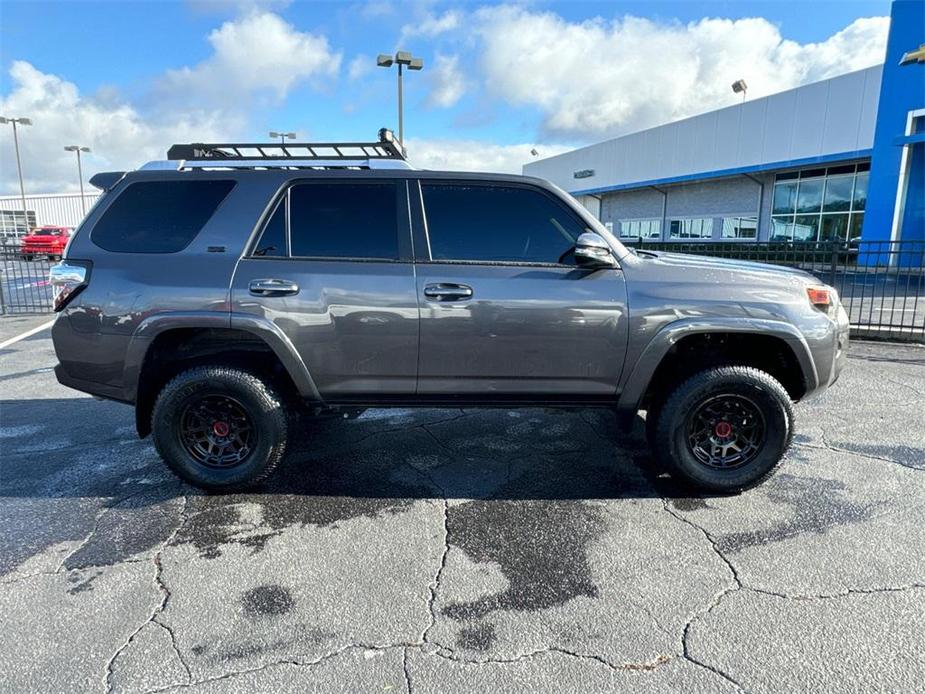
xmin=252 ymin=199 xmax=286 ymax=257
xmin=91 ymin=180 xmax=235 ymax=253
xmin=421 ymin=183 xmax=589 ymax=264
xmin=288 ymin=182 xmax=399 ymax=260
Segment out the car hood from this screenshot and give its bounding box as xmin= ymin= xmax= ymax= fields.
xmin=644 ymin=251 xmax=819 ymax=283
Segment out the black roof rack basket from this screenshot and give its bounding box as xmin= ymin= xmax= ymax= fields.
xmin=167 ymin=128 xmax=405 ymax=162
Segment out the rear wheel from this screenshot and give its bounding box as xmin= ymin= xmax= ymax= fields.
xmin=651 ymin=366 xmax=793 ymax=493
xmin=151 ymin=366 xmax=288 ymax=491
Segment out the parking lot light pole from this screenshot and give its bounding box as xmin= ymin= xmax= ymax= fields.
xmin=269 ymin=131 xmax=296 ymax=146
xmin=64 ymin=145 xmax=91 ymax=215
xmin=376 ymin=52 xmax=424 ymax=154
xmin=0 ymin=116 xmax=33 ymax=232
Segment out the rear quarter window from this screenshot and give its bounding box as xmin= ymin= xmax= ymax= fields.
xmin=91 ymin=180 xmax=235 ymax=253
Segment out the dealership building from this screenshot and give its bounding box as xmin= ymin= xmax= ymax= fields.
xmin=524 ymin=0 xmax=924 ymax=250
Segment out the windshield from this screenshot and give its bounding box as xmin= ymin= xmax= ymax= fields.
xmin=33 ymin=229 xmax=62 ymax=236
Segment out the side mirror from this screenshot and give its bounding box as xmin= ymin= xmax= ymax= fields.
xmin=574 ymin=232 xmax=618 ymax=268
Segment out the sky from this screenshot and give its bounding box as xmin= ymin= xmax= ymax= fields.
xmin=0 ymin=0 xmax=893 ymax=194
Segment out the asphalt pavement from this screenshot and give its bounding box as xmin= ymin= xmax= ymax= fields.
xmin=1 ymin=319 xmax=923 ymax=693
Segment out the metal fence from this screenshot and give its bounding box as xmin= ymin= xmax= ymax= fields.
xmin=2 ymin=239 xmax=923 ymax=343
xmin=627 ymin=238 xmax=925 ymax=343
xmin=0 ymin=247 xmax=55 ymax=315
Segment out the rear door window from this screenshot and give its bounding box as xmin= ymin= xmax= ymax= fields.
xmin=91 ymin=180 xmax=235 ymax=253
xmin=421 ymin=183 xmax=589 ymax=264
xmin=288 ymin=182 xmax=400 ymax=260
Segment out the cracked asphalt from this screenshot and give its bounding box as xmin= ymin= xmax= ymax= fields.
xmin=1 ymin=319 xmax=924 ymax=693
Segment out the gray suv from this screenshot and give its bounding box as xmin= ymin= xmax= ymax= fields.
xmin=49 ymin=132 xmax=849 ymax=493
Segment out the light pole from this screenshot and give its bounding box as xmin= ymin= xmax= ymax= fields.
xmin=0 ymin=116 xmax=33 ymax=232
xmin=376 ymin=51 xmax=424 ymax=154
xmin=269 ymin=131 xmax=296 ymax=146
xmin=64 ymin=145 xmax=91 ymax=215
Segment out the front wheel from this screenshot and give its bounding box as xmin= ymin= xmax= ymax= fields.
xmin=651 ymin=366 xmax=793 ymax=493
xmin=151 ymin=366 xmax=288 ymax=491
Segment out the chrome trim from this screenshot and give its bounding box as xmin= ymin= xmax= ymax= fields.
xmin=49 ymin=262 xmax=87 ymax=286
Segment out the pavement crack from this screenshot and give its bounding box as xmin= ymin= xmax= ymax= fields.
xmin=403 ymin=646 xmax=413 ymax=694
xmin=431 ymin=646 xmax=673 ymax=673
xmin=661 ymin=501 xmax=746 ymax=692
xmin=745 ymin=583 xmax=925 ymax=601
xmin=104 ymin=495 xmax=190 ymax=693
xmin=422 ymin=498 xmax=450 ymax=646
xmin=794 ymin=440 xmax=924 ymax=472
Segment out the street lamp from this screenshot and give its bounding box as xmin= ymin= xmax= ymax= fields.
xmin=376 ymin=51 xmax=424 ymax=153
xmin=732 ymin=79 xmax=748 ymax=102
xmin=64 ymin=145 xmax=91 ymax=215
xmin=269 ymin=131 xmax=296 ymax=145
xmin=0 ymin=116 xmax=33 ymax=232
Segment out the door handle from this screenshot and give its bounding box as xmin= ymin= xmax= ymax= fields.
xmin=249 ymin=278 xmax=300 ymax=297
xmin=424 ymin=283 xmax=473 ymax=300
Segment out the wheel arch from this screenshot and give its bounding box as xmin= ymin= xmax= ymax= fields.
xmin=617 ymin=318 xmax=818 ymax=414
xmin=125 ymin=312 xmax=321 ymax=438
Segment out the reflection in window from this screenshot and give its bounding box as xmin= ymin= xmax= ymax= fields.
xmin=721 ymin=216 xmax=757 ymax=239
xmin=793 ymin=215 xmax=819 ymax=242
xmin=796 ymin=178 xmax=824 ymax=213
xmin=619 ymin=218 xmax=661 ymax=239
xmin=822 ymin=175 xmax=853 ymax=212
xmin=669 ymin=217 xmax=713 ymax=239
xmin=771 ymin=163 xmax=869 ymax=243
xmin=772 ymin=181 xmax=797 ymax=215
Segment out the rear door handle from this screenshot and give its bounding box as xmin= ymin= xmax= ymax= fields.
xmin=423 ymin=283 xmax=473 ymax=301
xmin=249 ymin=278 xmax=299 ymax=297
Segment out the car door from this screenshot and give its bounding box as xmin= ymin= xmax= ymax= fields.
xmin=231 ymin=178 xmax=419 ymax=399
xmin=413 ymin=180 xmax=628 ymax=398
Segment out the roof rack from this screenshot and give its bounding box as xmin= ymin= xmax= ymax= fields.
xmin=164 ymin=128 xmax=407 ymax=169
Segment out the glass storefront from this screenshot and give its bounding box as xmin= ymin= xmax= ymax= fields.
xmin=771 ymin=163 xmax=868 ymax=242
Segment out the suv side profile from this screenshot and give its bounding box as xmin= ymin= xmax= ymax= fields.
xmin=50 ymin=132 xmax=849 ymax=493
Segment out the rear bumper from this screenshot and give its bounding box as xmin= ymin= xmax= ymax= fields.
xmin=54 ymin=363 xmax=130 ymax=403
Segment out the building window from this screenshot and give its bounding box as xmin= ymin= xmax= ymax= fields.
xmin=0 ymin=209 xmax=37 ymax=238
xmin=721 ymin=216 xmax=758 ymax=239
xmin=669 ymin=217 xmax=713 ymax=239
xmin=770 ymin=163 xmax=868 ymax=242
xmin=618 ymin=218 xmax=661 ymax=239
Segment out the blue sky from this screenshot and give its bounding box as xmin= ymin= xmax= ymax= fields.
xmin=0 ymin=0 xmax=892 ymax=193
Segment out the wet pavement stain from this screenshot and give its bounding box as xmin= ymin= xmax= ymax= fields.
xmin=442 ymin=500 xmax=605 ymax=620
xmin=172 ymin=442 xmax=431 ymax=559
xmin=716 ymin=474 xmax=879 ymax=553
xmin=66 ymin=568 xmax=102 ymax=595
xmin=456 ymin=623 xmax=496 ymax=651
xmin=242 ymin=585 xmax=295 ymax=618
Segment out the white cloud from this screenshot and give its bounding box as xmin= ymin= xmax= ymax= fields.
xmin=348 ymin=53 xmax=373 ymax=80
xmin=400 ymin=9 xmax=462 ymax=42
xmin=0 ymin=11 xmax=341 ymax=194
xmin=474 ymin=6 xmax=889 ymax=138
xmin=159 ymin=11 xmax=340 ymax=110
xmin=0 ymin=61 xmax=230 ymax=194
xmin=426 ymin=54 xmax=467 ymax=108
xmin=405 ymin=138 xmax=572 ymax=174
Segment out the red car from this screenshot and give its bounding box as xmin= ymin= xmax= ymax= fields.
xmin=20 ymin=226 xmax=72 ymax=261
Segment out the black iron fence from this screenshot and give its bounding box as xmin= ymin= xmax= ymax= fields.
xmin=626 ymin=238 xmax=925 ymax=343
xmin=0 ymin=247 xmax=56 ymax=315
xmin=2 ymin=239 xmax=924 ymax=343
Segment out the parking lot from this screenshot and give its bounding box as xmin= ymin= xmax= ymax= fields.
xmin=1 ymin=316 xmax=923 ymax=693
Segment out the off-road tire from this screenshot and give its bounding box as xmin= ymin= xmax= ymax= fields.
xmin=651 ymin=366 xmax=794 ymax=493
xmin=151 ymin=366 xmax=288 ymax=492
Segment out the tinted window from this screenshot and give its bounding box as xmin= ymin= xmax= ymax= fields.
xmin=92 ymin=180 xmax=234 ymax=253
xmin=253 ymin=200 xmax=286 ymax=257
xmin=422 ymin=184 xmax=587 ymax=264
xmin=289 ymin=182 xmax=399 ymax=259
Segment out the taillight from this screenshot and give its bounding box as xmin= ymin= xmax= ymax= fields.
xmin=49 ymin=261 xmax=90 ymax=311
xmin=806 ymin=286 xmax=832 ymax=312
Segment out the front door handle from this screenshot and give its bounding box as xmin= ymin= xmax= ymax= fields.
xmin=423 ymin=283 xmax=473 ymax=301
xmin=249 ymin=278 xmax=300 ymax=297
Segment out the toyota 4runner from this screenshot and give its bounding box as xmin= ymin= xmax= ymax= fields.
xmin=49 ymin=131 xmax=849 ymax=493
